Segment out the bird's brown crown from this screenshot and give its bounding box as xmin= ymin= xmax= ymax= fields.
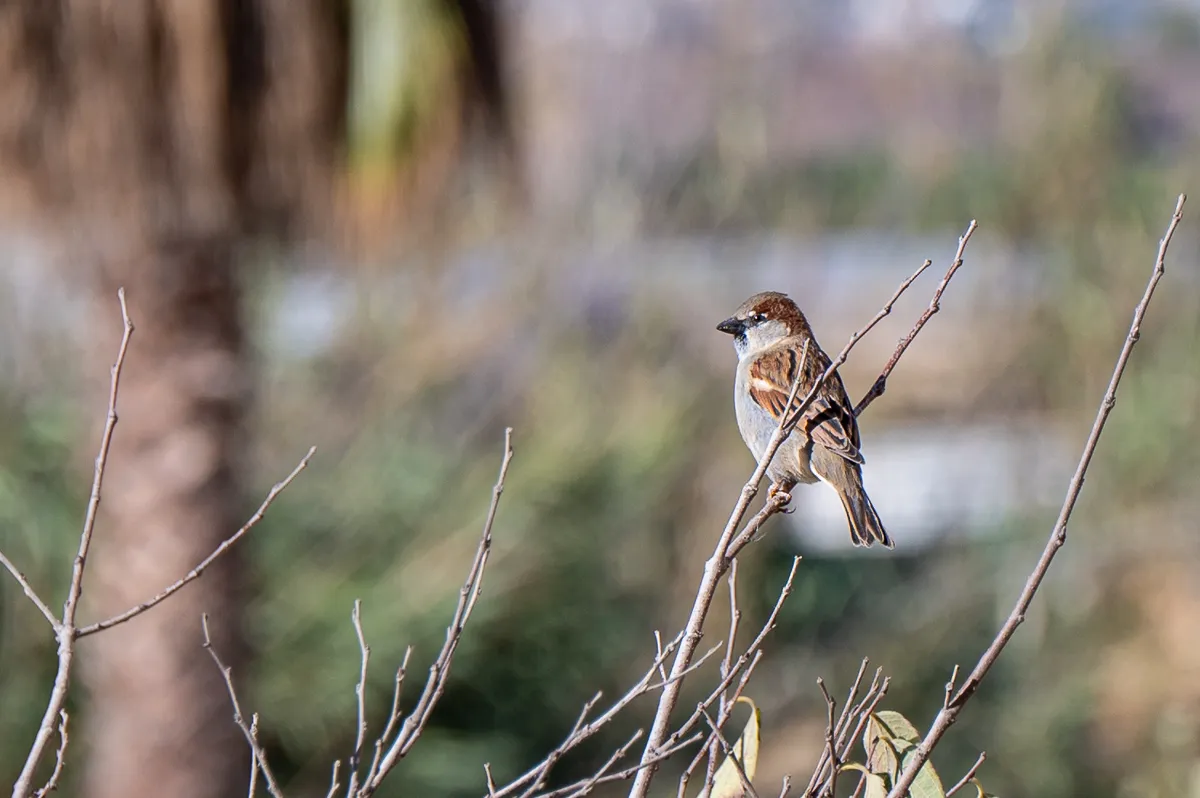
xmin=735 ymin=291 xmax=810 ymax=330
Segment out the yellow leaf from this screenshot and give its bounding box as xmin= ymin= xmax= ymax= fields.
xmin=839 ymin=764 xmax=888 ymax=798
xmin=711 ymin=696 xmax=760 ymax=798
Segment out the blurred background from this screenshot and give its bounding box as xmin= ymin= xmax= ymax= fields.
xmin=0 ymin=0 xmax=1198 ymax=796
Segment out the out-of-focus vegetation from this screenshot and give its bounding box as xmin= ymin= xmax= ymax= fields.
xmin=3 ymin=2 xmax=1200 ymax=797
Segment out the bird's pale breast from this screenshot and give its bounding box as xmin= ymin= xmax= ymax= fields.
xmin=733 ymin=358 xmax=818 ymax=484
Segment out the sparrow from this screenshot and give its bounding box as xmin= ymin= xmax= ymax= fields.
xmin=717 ymin=291 xmax=893 ymax=548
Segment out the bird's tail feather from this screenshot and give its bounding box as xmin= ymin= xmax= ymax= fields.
xmin=839 ymin=486 xmax=893 ymax=549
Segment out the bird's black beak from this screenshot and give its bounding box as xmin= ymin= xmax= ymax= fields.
xmin=716 ymin=317 xmax=744 ymax=336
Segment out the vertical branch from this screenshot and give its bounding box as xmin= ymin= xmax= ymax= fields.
xmin=347 ymin=601 xmax=371 ymax=796
xmin=11 ymin=289 xmax=133 ymax=798
xmin=885 ymin=194 xmax=1186 ymax=798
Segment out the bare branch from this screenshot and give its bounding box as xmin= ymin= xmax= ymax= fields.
xmin=816 ymin=680 xmax=839 ymax=798
xmin=363 ymin=428 xmax=514 ymax=795
xmin=248 ymin=715 xmax=261 ymax=798
xmin=854 ymin=222 xmax=977 ymax=417
xmin=490 ymin=632 xmax=724 ymax=798
xmin=78 ymin=446 xmax=317 ymax=637
xmin=944 ymin=752 xmax=986 ymax=797
xmin=537 ymin=733 xmax=704 ymax=798
xmin=31 ymin=711 xmax=68 ymax=798
xmin=0 ymin=552 xmax=60 ymax=629
xmin=804 ymin=663 xmax=890 ymax=797
xmin=886 ymin=194 xmax=1185 ymax=798
xmin=364 ymin=647 xmax=412 ymax=789
xmin=667 ymin=558 xmax=799 ymax=753
xmin=698 ymin=708 xmax=759 ymax=798
xmin=629 ymin=236 xmax=968 ymax=797
xmin=11 ymin=288 xmax=133 ymax=798
xmin=326 ymin=761 xmax=341 ymax=798
xmin=703 ymin=560 xmax=743 ymax=790
xmin=346 ymin=601 xmax=371 ymax=796
xmin=203 ymin=614 xmax=284 ymax=798
xmin=942 ymin=664 xmax=960 ymax=711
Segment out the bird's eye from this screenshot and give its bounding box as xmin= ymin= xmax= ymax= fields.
xmin=751 ymin=312 xmax=767 ymax=323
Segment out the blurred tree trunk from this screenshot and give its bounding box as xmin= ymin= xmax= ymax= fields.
xmin=0 ymin=0 xmax=511 ymax=794
xmin=0 ymin=2 xmax=346 ymax=796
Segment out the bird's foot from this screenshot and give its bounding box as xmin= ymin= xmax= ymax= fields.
xmin=767 ymin=482 xmax=795 ymax=514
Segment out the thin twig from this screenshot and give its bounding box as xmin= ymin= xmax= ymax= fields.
xmin=678 ymin=561 xmax=802 ymax=798
xmin=554 ymin=728 xmax=644 ymax=797
xmin=802 ymin=659 xmax=870 ymax=796
xmin=778 ymin=776 xmax=792 ymax=798
xmin=886 ymin=195 xmax=1185 ymax=798
xmin=854 ymin=222 xmax=977 ymax=417
xmin=492 ymin=633 xmax=722 ymax=798
xmin=347 ymin=600 xmax=371 ymax=795
xmin=363 ymin=428 xmax=514 ymax=795
xmin=654 ymin=631 xmax=671 ymax=682
xmin=0 ymin=552 xmax=60 ymax=629
xmin=537 ymin=733 xmax=705 ymax=798
xmin=944 ymin=752 xmax=986 ymax=797
xmin=248 ymin=715 xmax=262 ymax=798
xmin=203 ymin=614 xmax=284 ymax=798
xmin=698 ymin=708 xmax=760 ymax=798
xmin=31 ymin=711 xmax=68 ymax=798
xmin=704 ymin=560 xmax=743 ymax=790
xmin=11 ymin=288 xmax=133 ymax=798
xmin=849 ymin=770 xmax=869 ymax=798
xmin=667 ymin=559 xmax=800 ymax=757
xmin=364 ymin=647 xmax=412 ymax=789
xmin=817 ymin=680 xmax=839 ymax=798
xmin=805 ymin=666 xmax=890 ymax=798
xmin=942 ymin=664 xmax=960 ymax=711
xmin=78 ymin=446 xmax=317 ymax=637
xmin=326 ymin=761 xmax=342 ymax=798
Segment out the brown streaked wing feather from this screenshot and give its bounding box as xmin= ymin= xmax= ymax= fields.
xmin=747 ymin=347 xmax=800 ymax=421
xmin=747 ymin=345 xmax=865 ymax=465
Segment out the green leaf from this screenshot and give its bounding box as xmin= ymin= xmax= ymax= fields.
xmin=711 ymin=696 xmax=761 ymax=798
xmin=899 ymin=746 xmax=945 ymax=798
xmin=874 ymin=710 xmax=921 ymax=744
xmin=863 ymin=710 xmax=931 ymax=782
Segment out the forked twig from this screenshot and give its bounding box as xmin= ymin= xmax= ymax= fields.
xmin=203 ymin=614 xmax=284 ymax=798
xmin=77 ymin=447 xmax=317 ymax=637
xmin=9 ymin=288 xmax=134 ymax=798
xmin=360 ymin=428 xmax=514 ymax=795
xmin=854 ymin=222 xmax=976 ymax=417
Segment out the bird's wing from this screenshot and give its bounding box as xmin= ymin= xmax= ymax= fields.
xmin=747 ymin=346 xmax=864 ymax=465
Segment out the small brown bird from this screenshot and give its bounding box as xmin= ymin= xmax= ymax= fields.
xmin=717 ymin=291 xmax=893 ymax=548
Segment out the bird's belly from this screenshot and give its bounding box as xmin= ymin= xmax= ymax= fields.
xmin=734 ymin=390 xmax=818 ymax=484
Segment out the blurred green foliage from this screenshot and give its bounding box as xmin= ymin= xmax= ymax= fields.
xmin=4 ymin=11 xmax=1200 ymax=798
